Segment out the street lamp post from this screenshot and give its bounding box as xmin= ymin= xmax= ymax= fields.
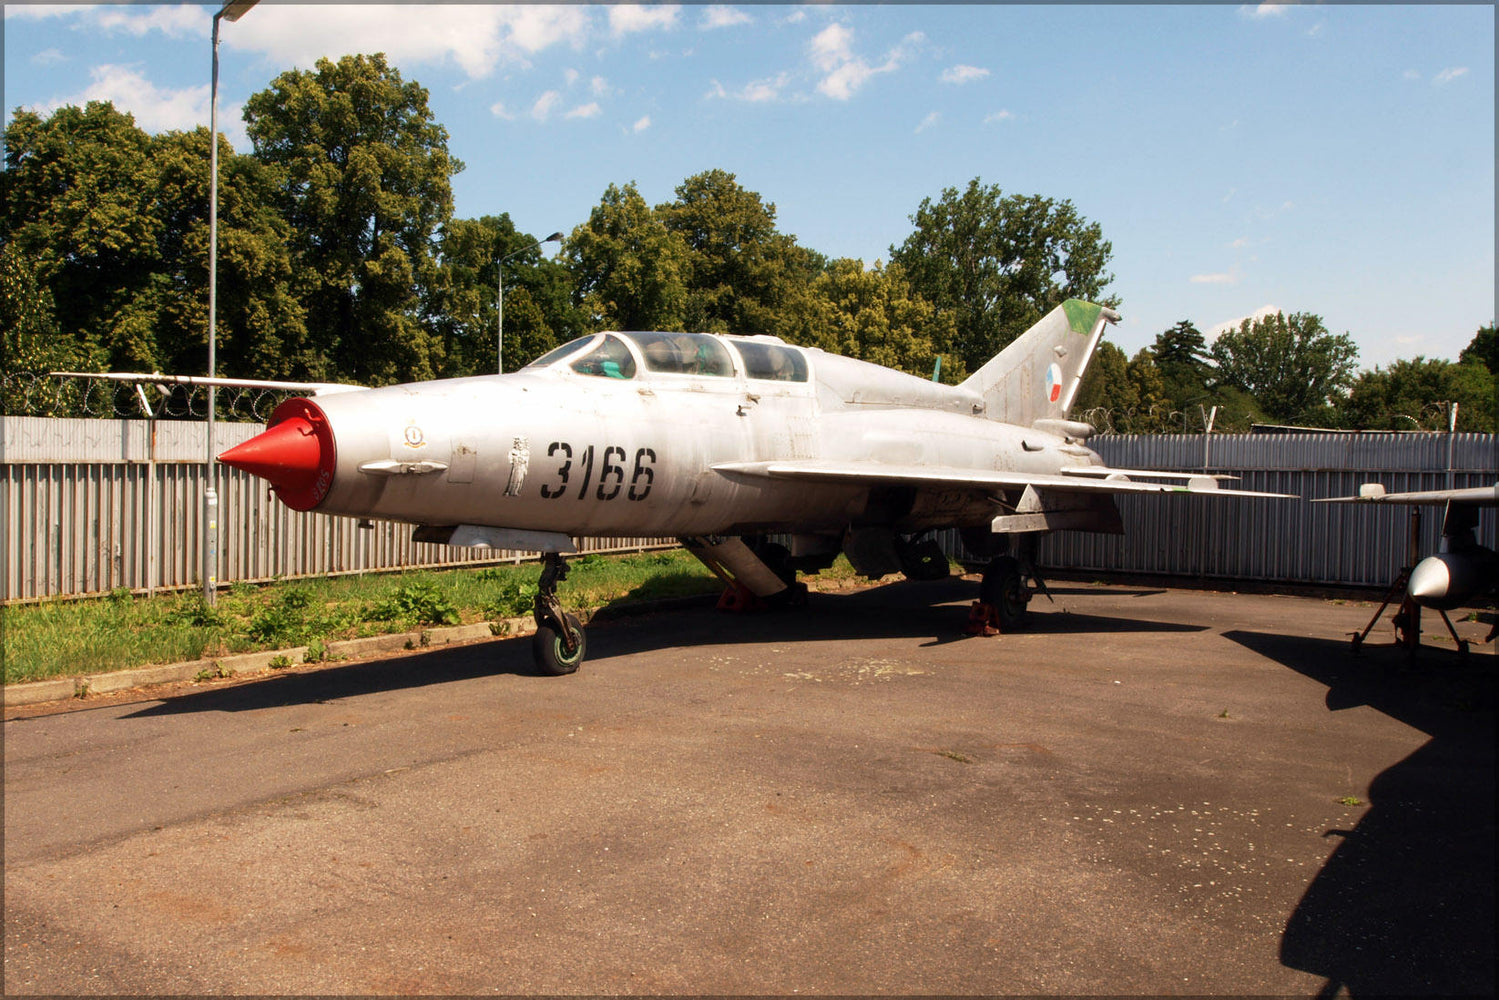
xmin=205 ymin=0 xmax=259 ymax=605
xmin=496 ymin=232 xmax=563 ymax=374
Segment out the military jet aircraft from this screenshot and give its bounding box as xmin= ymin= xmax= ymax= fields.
xmin=145 ymin=298 xmax=1283 ymax=674
xmin=1316 ymin=482 xmax=1499 ymax=653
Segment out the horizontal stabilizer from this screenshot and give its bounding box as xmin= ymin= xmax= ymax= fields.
xmin=1313 ymin=483 xmax=1499 ymax=506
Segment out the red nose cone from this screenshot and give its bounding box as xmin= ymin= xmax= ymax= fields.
xmin=219 ymin=398 xmax=336 ymax=511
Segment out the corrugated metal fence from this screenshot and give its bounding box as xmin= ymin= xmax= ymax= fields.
xmin=1038 ymin=433 xmax=1497 ymax=587
xmin=2 ymin=417 xmax=1494 ymax=602
xmin=1 ymin=417 xmax=674 ymax=603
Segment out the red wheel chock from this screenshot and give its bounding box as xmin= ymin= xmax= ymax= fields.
xmin=717 ymin=583 xmax=766 ymax=613
xmin=965 ymin=601 xmax=1002 ymax=636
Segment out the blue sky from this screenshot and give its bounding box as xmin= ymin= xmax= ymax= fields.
xmin=4 ymin=3 xmax=1494 ymax=368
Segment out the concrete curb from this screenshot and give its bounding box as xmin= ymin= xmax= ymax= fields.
xmin=3 ymin=619 xmax=524 ymax=709
xmin=3 ymin=592 xmax=722 ymax=709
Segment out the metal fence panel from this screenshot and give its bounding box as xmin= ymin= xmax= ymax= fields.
xmin=2 ymin=418 xmax=1495 ymax=602
xmin=1035 ymin=433 xmax=1497 ymax=586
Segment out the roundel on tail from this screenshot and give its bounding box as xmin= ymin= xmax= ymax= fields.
xmin=1045 ymin=363 xmax=1064 ymax=404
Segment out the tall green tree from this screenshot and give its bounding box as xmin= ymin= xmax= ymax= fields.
xmin=565 ymin=182 xmax=691 ymax=332
xmin=1458 ymin=322 xmax=1497 ymax=375
xmin=2 ymin=104 xmax=308 ymax=383
xmin=890 ymin=178 xmax=1116 ymax=375
xmin=1209 ymin=311 xmax=1358 ymax=424
xmin=431 ymin=214 xmax=580 ymax=375
xmin=1337 ymin=357 xmax=1495 ymax=432
xmin=148 ymin=128 xmax=312 ymax=381
xmin=1149 ymin=320 xmax=1213 ymax=410
xmin=1073 ymin=342 xmax=1179 ymax=432
xmin=783 ymin=259 xmax=951 ymax=378
xmin=244 ymin=53 xmax=461 ymax=385
xmin=656 ymin=169 xmax=824 ymax=336
xmin=2 ymin=102 xmax=159 ymax=370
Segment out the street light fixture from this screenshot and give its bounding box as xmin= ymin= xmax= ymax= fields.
xmin=204 ymin=0 xmax=259 ymax=605
xmin=497 ymin=232 xmax=564 ymax=374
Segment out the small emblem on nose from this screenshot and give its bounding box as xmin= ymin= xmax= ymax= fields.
xmin=403 ymin=425 xmax=426 ymax=448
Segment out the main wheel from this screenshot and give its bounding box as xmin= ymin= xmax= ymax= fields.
xmin=980 ymin=556 xmax=1030 ymax=631
xmin=532 ymin=612 xmax=586 ymax=675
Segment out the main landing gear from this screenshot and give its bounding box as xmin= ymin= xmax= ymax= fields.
xmin=532 ymin=552 xmax=587 ymax=675
xmin=967 ymin=539 xmax=1052 ymax=636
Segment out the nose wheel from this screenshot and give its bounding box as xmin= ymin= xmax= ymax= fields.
xmin=532 ymin=552 xmax=586 ymax=675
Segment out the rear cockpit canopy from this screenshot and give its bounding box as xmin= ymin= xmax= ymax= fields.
xmin=524 ymin=332 xmax=809 ymax=384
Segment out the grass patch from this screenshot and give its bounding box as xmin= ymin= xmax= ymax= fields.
xmin=1 ymin=549 xmax=883 ymax=686
xmin=1 ymin=549 xmax=730 ymax=685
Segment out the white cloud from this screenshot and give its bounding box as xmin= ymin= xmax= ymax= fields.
xmin=810 ymin=23 xmax=854 ymax=72
xmin=531 ymin=90 xmax=562 ymax=121
xmin=941 ymin=64 xmax=989 ymax=85
xmin=220 ymin=5 xmax=591 ymax=81
xmin=565 ymin=102 xmax=601 ymax=120
xmin=590 ymin=76 xmax=610 ymax=97
xmin=32 ymin=48 xmax=66 ymax=67
xmin=1190 ymin=271 xmax=1238 ymax=285
xmin=490 ymin=101 xmax=515 ymax=121
xmin=1239 ymin=3 xmax=1289 ymax=19
xmin=983 ymin=109 xmax=1015 ymax=124
xmin=609 ymin=4 xmax=680 ymax=37
xmin=1207 ymin=304 xmax=1281 ymax=338
xmin=701 ymin=6 xmax=752 ymax=31
xmin=1434 ymin=67 xmax=1469 ymax=85
xmin=632 ymin=115 xmax=652 ymax=133
xmin=92 ymin=4 xmax=206 ymax=38
xmin=915 ymin=111 xmax=940 ymax=134
xmin=1403 ymin=69 xmax=1422 ymax=81
xmin=709 ymin=72 xmax=792 ymax=103
xmin=30 ymin=63 xmax=249 ymax=144
xmin=810 ymin=24 xmax=921 ymax=100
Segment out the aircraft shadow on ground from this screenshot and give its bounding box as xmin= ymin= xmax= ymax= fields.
xmin=1224 ymin=630 xmax=1497 ymax=998
xmin=125 ymin=577 xmax=1204 ymax=718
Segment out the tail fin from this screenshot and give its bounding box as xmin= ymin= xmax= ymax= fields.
xmin=957 ymin=299 xmax=1118 ymax=425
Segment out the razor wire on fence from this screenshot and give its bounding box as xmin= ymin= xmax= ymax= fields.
xmin=2 ymin=372 xmax=300 ymax=422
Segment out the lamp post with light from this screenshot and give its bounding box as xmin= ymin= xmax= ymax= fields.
xmin=203 ymin=0 xmax=258 ymax=605
xmin=497 ymin=232 xmax=563 ymax=374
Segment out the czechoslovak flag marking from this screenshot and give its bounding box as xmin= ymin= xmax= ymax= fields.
xmin=1045 ymin=363 xmax=1063 ymax=403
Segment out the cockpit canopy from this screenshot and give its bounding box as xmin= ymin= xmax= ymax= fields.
xmin=525 ymin=332 xmax=808 ymax=383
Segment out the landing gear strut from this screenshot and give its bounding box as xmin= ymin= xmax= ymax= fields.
xmin=532 ymin=552 xmax=586 ymax=675
xmin=980 ymin=555 xmax=1032 ymax=631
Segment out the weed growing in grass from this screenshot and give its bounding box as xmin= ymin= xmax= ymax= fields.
xmin=367 ymin=579 xmax=460 ymax=626
xmin=483 ymin=579 xmax=538 ymax=620
xmin=168 ymin=592 xmax=224 ymax=628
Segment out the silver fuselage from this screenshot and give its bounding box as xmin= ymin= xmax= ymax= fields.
xmin=305 ymin=344 xmax=1102 ymax=538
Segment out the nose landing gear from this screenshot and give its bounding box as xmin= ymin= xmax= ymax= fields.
xmin=533 ymin=552 xmax=587 ymax=675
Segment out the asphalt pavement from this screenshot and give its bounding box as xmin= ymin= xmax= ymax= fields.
xmin=4 ymin=578 xmax=1494 ymax=995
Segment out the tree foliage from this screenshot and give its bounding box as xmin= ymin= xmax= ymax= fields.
xmin=565 ymin=182 xmax=691 ymax=333
xmin=1338 ymin=357 xmax=1496 ymax=432
xmin=245 ymin=53 xmax=460 ymax=385
xmin=1209 ymin=311 xmax=1359 ymax=425
xmin=1458 ymin=323 xmax=1497 ymax=376
xmin=890 ymin=178 xmax=1116 ymax=375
